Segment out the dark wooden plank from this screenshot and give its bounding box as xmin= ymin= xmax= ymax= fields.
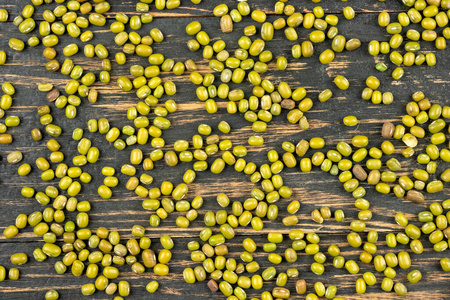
xmin=2 ymin=0 xmax=408 ymax=22
xmin=1 ymin=0 xmax=450 ymax=299
xmin=0 ymin=233 xmax=450 ymax=300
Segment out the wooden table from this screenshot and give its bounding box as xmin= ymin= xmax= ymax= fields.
xmin=0 ymin=0 xmax=449 ymax=299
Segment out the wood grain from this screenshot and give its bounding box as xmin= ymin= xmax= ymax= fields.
xmin=0 ymin=0 xmax=450 ymax=299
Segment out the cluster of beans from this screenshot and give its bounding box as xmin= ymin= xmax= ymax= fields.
xmin=3 ymin=207 xmax=171 ymax=297
xmin=0 ymin=0 xmax=183 ymax=298
xmin=295 ymin=91 xmax=450 ymax=203
xmin=383 ymin=91 xmax=450 ymax=197
xmin=369 ymin=0 xmax=450 ymax=80
xmin=0 ymin=82 xmax=18 ymax=144
xmin=360 ymin=75 xmax=395 ymax=105
xmin=0 ymin=0 xmax=450 ymax=300
xmin=178 ymin=2 xmax=450 ymax=299
xmin=170 ymin=2 xmax=448 ymax=299
xmin=186 ymin=1 xmax=363 ymax=132
xmin=4 ymin=0 xmax=107 ymax=106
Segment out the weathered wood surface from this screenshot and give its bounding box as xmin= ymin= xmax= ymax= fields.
xmin=0 ymin=0 xmax=450 ymax=299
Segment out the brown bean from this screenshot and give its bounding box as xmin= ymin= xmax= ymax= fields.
xmin=296 ymin=279 xmax=307 ymax=294
xmin=220 ymin=15 xmax=233 ymax=33
xmin=352 ymin=164 xmax=367 ymax=181
xmin=207 ymin=279 xmax=218 ymax=292
xmin=382 ymin=122 xmax=395 ymax=138
xmin=47 ymin=89 xmax=60 ymax=102
xmin=281 ymin=99 xmax=295 ymax=110
xmin=214 ymin=245 xmax=228 ymax=256
xmin=406 ymin=190 xmax=424 ymax=203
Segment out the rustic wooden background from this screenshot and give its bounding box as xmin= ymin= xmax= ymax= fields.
xmin=0 ymin=0 xmax=449 ymax=299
